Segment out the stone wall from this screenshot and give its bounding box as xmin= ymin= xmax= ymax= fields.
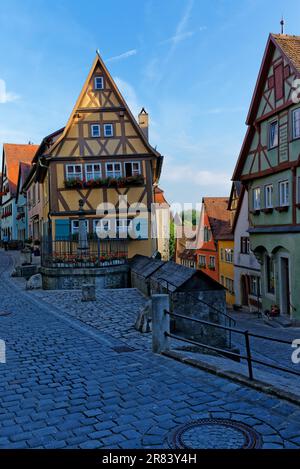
xmin=130 ymin=271 xmax=150 ymax=297
xmin=40 ymin=265 xmax=129 ymax=290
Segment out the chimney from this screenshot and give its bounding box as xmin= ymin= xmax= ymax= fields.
xmin=138 ymin=107 xmax=149 ymax=140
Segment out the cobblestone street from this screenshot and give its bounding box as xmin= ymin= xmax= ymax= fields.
xmin=1 ymin=250 xmax=300 ymax=449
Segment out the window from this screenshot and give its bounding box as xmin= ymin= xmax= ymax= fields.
xmin=264 ymin=184 xmax=273 ymax=208
xmin=266 ymin=255 xmax=275 ymax=294
xmin=94 ymin=76 xmax=104 ymax=90
xmin=91 ymin=124 xmax=100 ymax=137
xmin=225 ymin=249 xmax=233 ymax=263
xmin=253 ymin=187 xmax=261 ymax=210
xmin=125 ymin=162 xmax=141 ymax=177
xmin=104 ymin=124 xmax=113 ymax=137
xmin=93 ymin=219 xmax=111 ymax=235
xmin=225 ymin=278 xmax=234 ymax=294
xmin=220 ymin=248 xmax=224 ymax=261
xmin=106 ymin=162 xmax=122 ymax=178
xmin=279 ymin=180 xmax=289 ymax=206
xmin=209 ymin=256 xmax=215 ymax=268
xmin=71 ymin=219 xmax=89 ymax=234
xmin=204 ymin=227 xmax=210 ymax=242
xmin=198 ymin=255 xmax=206 ymax=267
xmin=116 ymin=219 xmax=130 ymax=236
xmin=241 ymin=237 xmax=250 ymax=254
xmin=85 ymin=164 xmax=101 ymax=181
xmin=292 ymin=109 xmax=300 ymax=139
xmin=250 ymin=276 xmax=261 ymax=297
xmin=221 ymin=275 xmax=224 ymax=285
xmin=66 ymin=164 xmax=82 ymax=181
xmin=269 ymin=121 xmax=278 ymax=148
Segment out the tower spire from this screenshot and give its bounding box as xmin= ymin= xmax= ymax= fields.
xmin=280 ymin=16 xmax=285 ymax=35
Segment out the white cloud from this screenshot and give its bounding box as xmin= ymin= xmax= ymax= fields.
xmin=0 ymin=79 xmax=19 ymax=104
xmin=114 ymin=77 xmax=141 ymax=118
xmin=106 ymin=49 xmax=137 ymax=63
xmin=159 ymin=30 xmax=195 ymax=46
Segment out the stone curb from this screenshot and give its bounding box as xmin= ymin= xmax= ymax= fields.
xmin=163 ymin=350 xmax=300 ymax=406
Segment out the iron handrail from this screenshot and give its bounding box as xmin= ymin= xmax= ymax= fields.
xmin=165 ymin=310 xmax=300 ymax=380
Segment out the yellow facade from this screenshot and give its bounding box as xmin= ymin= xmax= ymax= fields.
xmin=218 ymin=240 xmax=235 ymax=305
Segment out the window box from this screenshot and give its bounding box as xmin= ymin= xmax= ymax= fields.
xmin=64 ymin=175 xmax=145 ymax=190
xmin=208 ymin=264 xmax=215 ymax=270
xmin=261 ymin=207 xmax=273 ymax=214
xmin=250 ymin=209 xmax=260 ymax=215
xmin=275 ymin=205 xmax=289 ymax=212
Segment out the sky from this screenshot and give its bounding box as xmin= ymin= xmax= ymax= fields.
xmin=1 ymin=0 xmax=300 ymax=207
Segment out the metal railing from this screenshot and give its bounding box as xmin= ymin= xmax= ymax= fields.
xmin=41 ymin=237 xmax=128 ymax=268
xmin=164 ymin=310 xmax=300 ymax=381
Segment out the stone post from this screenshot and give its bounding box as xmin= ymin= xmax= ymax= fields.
xmin=77 ymin=199 xmax=89 ymax=256
xmin=152 ymin=294 xmax=170 ymax=353
xmin=82 ymin=283 xmax=96 ymax=302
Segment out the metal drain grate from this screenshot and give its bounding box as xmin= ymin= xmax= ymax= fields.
xmin=167 ymin=418 xmax=262 ymax=449
xmin=112 ymin=346 xmax=136 ymax=353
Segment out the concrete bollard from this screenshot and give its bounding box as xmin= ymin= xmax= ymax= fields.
xmin=152 ymin=294 xmax=170 ymax=353
xmin=81 ymin=283 xmax=96 ymax=302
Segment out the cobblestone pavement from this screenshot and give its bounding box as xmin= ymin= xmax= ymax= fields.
xmin=1 ymin=250 xmax=300 ymax=449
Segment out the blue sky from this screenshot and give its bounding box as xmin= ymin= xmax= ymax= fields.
xmin=1 ymin=0 xmax=300 ymax=206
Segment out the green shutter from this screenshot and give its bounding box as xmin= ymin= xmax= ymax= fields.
xmin=55 ymin=219 xmax=70 ymax=240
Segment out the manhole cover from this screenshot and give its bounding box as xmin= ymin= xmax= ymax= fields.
xmin=167 ymin=418 xmax=262 ymax=449
xmin=0 ymin=311 xmax=12 ymax=316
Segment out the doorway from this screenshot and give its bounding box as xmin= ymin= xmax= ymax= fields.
xmin=241 ymin=275 xmax=249 ymax=306
xmin=280 ymin=257 xmax=290 ymax=316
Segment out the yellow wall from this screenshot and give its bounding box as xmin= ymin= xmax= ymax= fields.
xmin=218 ymin=240 xmax=235 ymax=305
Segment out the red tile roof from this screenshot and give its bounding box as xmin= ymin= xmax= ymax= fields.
xmin=272 ymin=34 xmax=300 ymax=72
xmin=203 ymin=197 xmax=233 ymax=240
xmin=3 ymin=143 xmax=38 ymax=195
xmin=154 ymin=186 xmax=169 ymax=205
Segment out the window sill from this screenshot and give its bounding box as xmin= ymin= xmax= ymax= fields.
xmin=261 ymin=208 xmax=273 ymax=214
xmin=208 ymin=266 xmax=216 ymax=270
xmin=250 ymin=209 xmax=260 ymax=215
xmin=275 ymin=205 xmax=289 ymax=212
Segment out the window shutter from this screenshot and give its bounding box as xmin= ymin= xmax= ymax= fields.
xmin=55 ymin=219 xmax=70 ymax=240
xmin=132 ymin=218 xmax=148 ymax=239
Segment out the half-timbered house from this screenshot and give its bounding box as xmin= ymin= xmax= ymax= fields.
xmin=31 ymin=52 xmax=163 ymax=260
xmin=233 ymin=33 xmax=300 ymax=321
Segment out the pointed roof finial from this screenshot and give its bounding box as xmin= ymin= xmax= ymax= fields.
xmin=280 ymin=16 xmax=285 ymax=34
xmin=96 ymin=49 xmax=101 ymax=57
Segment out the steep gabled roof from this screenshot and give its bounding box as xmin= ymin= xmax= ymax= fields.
xmin=2 ymin=144 xmax=38 ymax=196
xmin=16 ymin=162 xmax=31 ymax=203
xmin=48 ymin=52 xmax=161 ymax=159
xmin=272 ymin=33 xmax=300 ymax=72
xmin=203 ymin=197 xmax=233 ymax=241
xmin=154 ymin=186 xmax=170 ymax=206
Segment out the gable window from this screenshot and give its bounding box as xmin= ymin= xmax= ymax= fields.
xmin=66 ymin=164 xmax=82 ymax=181
xmin=204 ymin=226 xmax=210 ymax=242
xmin=292 ymin=109 xmax=300 ymax=139
xmin=105 ymin=162 xmax=122 ymax=178
xmin=94 ymin=76 xmax=104 ymax=90
xmin=198 ymin=255 xmax=206 ymax=267
xmin=91 ymin=124 xmax=100 ymax=138
xmin=266 ymin=255 xmax=275 ymax=294
xmin=264 ymin=184 xmax=273 ymax=208
xmin=241 ymin=236 xmax=250 ymax=254
xmin=104 ymin=124 xmax=113 ymax=137
xmin=125 ymin=162 xmax=141 ymax=177
xmin=269 ymin=121 xmax=278 ymax=148
xmin=71 ymin=219 xmax=89 ymax=234
xmin=253 ymin=187 xmax=261 ymax=210
xmin=279 ymin=180 xmax=289 ymax=206
xmin=85 ymin=164 xmax=101 ymax=181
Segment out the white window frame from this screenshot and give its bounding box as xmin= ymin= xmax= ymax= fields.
xmin=124 ymin=161 xmax=141 ymax=177
xmin=71 ymin=219 xmax=89 ymax=234
xmin=103 ymin=124 xmax=114 ymax=137
xmin=279 ymin=180 xmax=289 ymax=206
xmin=264 ymin=184 xmax=273 ymax=208
xmin=268 ymin=120 xmax=278 ymax=149
xmin=225 ymin=249 xmax=233 ymax=263
xmin=93 ymin=219 xmax=111 ymax=233
xmin=85 ymin=163 xmax=102 ymax=181
xmin=292 ymin=108 xmax=300 ymax=139
xmin=253 ymin=187 xmax=261 ymax=210
xmin=199 ymin=255 xmax=206 ymax=267
xmin=91 ymin=124 xmax=101 ymax=138
xmin=66 ymin=164 xmax=83 ymax=181
xmin=105 ymin=162 xmax=122 ymax=178
xmin=94 ymin=76 xmax=104 ymax=90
